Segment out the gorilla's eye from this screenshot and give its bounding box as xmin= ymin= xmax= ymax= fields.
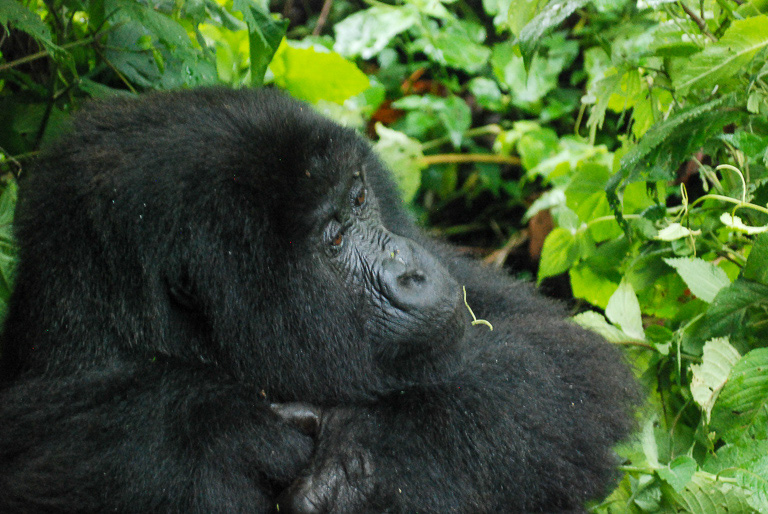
xmin=326 ymin=221 xmax=344 ymax=249
xmin=354 ymin=187 xmax=366 ymax=207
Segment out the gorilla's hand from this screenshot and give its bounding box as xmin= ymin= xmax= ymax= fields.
xmin=274 ymin=409 xmax=377 ymax=514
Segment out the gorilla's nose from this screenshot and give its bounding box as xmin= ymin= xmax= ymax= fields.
xmin=379 ymin=238 xmax=458 ymax=312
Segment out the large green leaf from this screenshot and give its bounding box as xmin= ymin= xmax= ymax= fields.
xmin=605 ymin=279 xmax=644 ymax=341
xmin=663 ymin=257 xmax=731 ymax=303
xmin=670 ymin=472 xmax=754 ymax=513
xmin=711 ymin=348 xmax=768 ymax=441
xmin=334 ymin=6 xmax=420 ymax=59
xmin=233 ymin=0 xmax=288 ymax=87
xmin=373 ymin=124 xmax=424 ymax=203
xmin=690 ymin=338 xmax=741 ymax=422
xmin=537 ymin=227 xmax=579 ymax=283
xmin=671 ymin=16 xmax=768 ymax=94
xmin=517 ymin=0 xmax=589 ymax=66
xmin=269 ymin=42 xmax=369 ymax=104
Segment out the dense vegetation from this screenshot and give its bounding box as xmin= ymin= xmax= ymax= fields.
xmin=1 ymin=0 xmax=768 ymax=511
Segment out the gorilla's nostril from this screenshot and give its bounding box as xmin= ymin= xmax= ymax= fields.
xmin=398 ymin=270 xmax=426 ymax=287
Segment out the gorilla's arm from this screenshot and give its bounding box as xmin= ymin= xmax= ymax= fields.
xmin=280 ymin=316 xmax=636 ymax=513
xmin=0 ymin=359 xmax=314 ymax=513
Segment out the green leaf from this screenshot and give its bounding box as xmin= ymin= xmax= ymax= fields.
xmin=537 ymin=227 xmax=578 ymax=283
xmin=0 ymin=0 xmax=52 ymax=44
xmin=427 ymin=22 xmax=491 ymax=73
xmin=690 ymin=338 xmax=741 ymax=422
xmin=671 ymin=16 xmax=768 ymax=94
xmin=608 ymin=94 xmax=742 ymax=213
xmin=711 ymin=348 xmax=768 ymax=440
xmin=671 ymin=472 xmax=754 ymax=513
xmin=655 ymin=223 xmax=701 ymax=241
xmin=233 ymin=0 xmax=288 ymax=87
xmin=705 ymin=279 xmax=768 ymax=338
xmin=569 ymin=263 xmax=619 ymax=309
xmin=742 ymin=233 xmax=768 ymax=285
xmin=605 ymin=279 xmax=644 ymax=340
xmin=663 ymin=257 xmax=731 ymax=303
xmin=373 ymin=124 xmax=424 ymax=203
xmin=572 ymin=310 xmax=638 ymax=343
xmin=517 ymin=0 xmax=589 ymax=67
xmin=657 ymin=456 xmax=697 ymax=493
xmin=720 ymin=213 xmax=768 ymax=235
xmin=333 ymin=6 xmax=419 ymax=59
xmin=269 ymin=42 xmax=369 ymax=104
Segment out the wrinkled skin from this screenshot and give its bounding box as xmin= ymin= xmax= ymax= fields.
xmin=0 ymin=88 xmax=638 ymax=513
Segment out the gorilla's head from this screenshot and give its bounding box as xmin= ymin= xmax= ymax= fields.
xmin=9 ymin=88 xmax=467 ymax=402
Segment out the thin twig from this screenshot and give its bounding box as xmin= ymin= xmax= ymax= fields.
xmin=0 ymin=36 xmax=98 ymax=73
xmin=313 ymin=0 xmax=334 ymax=36
xmin=679 ymin=1 xmax=717 ymax=41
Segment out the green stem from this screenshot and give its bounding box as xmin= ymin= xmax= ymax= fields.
xmin=0 ymin=37 xmax=97 ymax=73
xmin=421 ymin=124 xmax=503 ymax=152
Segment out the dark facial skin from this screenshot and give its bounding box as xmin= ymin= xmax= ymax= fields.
xmin=315 ymin=170 xmax=466 ymax=377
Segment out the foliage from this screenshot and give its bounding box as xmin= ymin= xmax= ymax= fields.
xmin=3 ymin=0 xmax=768 ymax=511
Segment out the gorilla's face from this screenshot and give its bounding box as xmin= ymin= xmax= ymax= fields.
xmin=310 ymin=168 xmax=466 ymax=369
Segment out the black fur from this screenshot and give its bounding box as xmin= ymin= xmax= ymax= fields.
xmin=0 ymin=88 xmax=637 ymax=513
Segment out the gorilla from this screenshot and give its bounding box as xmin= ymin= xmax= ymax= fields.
xmin=0 ymin=88 xmax=637 ymax=513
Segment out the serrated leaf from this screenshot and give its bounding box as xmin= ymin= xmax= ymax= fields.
xmin=517 ymin=0 xmax=589 ymax=66
xmin=663 ymin=257 xmax=730 ymax=303
xmin=672 ymin=16 xmax=768 ymax=94
xmin=615 ymin=93 xmax=740 ymax=185
xmin=742 ymin=233 xmax=768 ymax=285
xmin=571 ymin=310 xmax=636 ymax=343
xmin=672 ymin=472 xmax=754 ymax=513
xmin=690 ymin=338 xmax=741 ymax=422
xmin=711 ymin=348 xmax=768 ymax=440
xmin=657 ymin=455 xmax=697 ymax=492
xmin=373 ymin=124 xmax=424 ymax=203
xmin=605 ymin=280 xmax=644 ymax=340
xmin=655 ymin=223 xmax=701 ymax=241
xmin=720 ymin=212 xmax=768 ymax=234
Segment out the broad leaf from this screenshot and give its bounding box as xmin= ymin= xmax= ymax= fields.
xmin=605 ymin=280 xmax=644 ymax=340
xmin=537 ymin=227 xmax=579 ymax=283
xmin=517 ymin=0 xmax=589 ymax=66
xmin=269 ymin=42 xmax=369 ymax=104
xmin=711 ymin=348 xmax=768 ymax=441
xmin=234 ymin=0 xmax=288 ymax=87
xmin=373 ymin=124 xmax=424 ymax=203
xmin=663 ymin=257 xmax=730 ymax=303
xmin=671 ymin=16 xmax=768 ymax=94
xmin=690 ymin=338 xmax=741 ymax=422
xmin=334 ymin=6 xmax=419 ymax=59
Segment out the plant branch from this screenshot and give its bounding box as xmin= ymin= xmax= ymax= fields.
xmin=0 ymin=36 xmax=98 ymax=73
xmin=421 ymin=153 xmax=520 ymax=166
xmin=679 ymin=1 xmax=717 ymax=41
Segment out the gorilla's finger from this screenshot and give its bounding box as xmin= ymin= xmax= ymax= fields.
xmin=271 ymin=402 xmax=323 ymax=436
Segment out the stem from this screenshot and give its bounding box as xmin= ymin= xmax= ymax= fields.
xmin=0 ymin=37 xmax=98 ymax=73
xmin=421 ymin=124 xmax=502 ymax=152
xmin=690 ymin=194 xmax=768 ymax=215
xmin=678 ymin=1 xmax=717 ymax=41
xmin=312 ymin=0 xmax=334 ymax=35
xmin=421 ymin=154 xmax=520 ymax=166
